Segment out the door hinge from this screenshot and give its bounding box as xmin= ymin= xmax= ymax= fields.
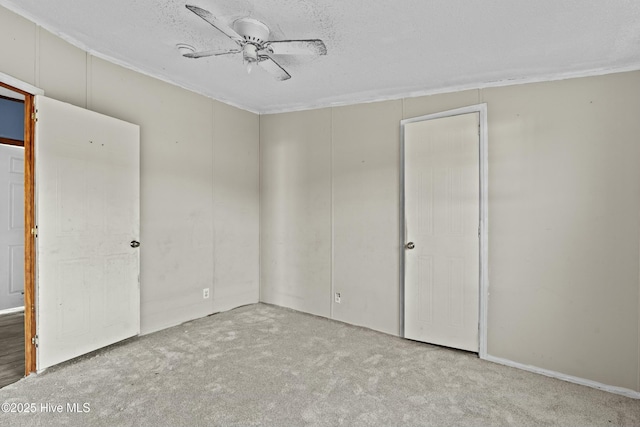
xmin=31 ymin=226 xmax=38 ymax=238
xmin=31 ymin=335 xmax=39 ymax=347
xmin=31 ymin=109 xmax=38 ymax=122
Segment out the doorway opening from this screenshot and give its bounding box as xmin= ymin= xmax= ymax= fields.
xmin=400 ymin=104 xmax=488 ymax=358
xmin=0 ymin=79 xmax=37 ymax=385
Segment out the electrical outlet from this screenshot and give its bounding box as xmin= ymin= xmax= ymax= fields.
xmin=203 ymin=288 xmax=210 ymax=299
xmin=334 ymin=292 xmax=341 ymax=303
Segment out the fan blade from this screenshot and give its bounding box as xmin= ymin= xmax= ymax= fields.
xmin=258 ymin=56 xmax=291 ymax=81
xmin=265 ymin=40 xmax=327 ymax=56
xmin=185 ymin=5 xmax=244 ymax=44
xmin=183 ymin=49 xmax=241 ymax=59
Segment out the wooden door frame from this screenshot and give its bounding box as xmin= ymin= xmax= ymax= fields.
xmin=0 ymin=73 xmax=44 ymax=376
xmin=399 ymin=103 xmax=489 ymax=358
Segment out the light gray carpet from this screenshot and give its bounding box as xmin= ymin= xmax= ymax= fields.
xmin=0 ymin=303 xmax=638 ymax=426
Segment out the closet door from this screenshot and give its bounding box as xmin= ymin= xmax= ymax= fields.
xmin=404 ymin=113 xmax=480 ymax=352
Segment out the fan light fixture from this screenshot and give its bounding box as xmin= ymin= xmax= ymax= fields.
xmin=243 ymin=44 xmax=258 ymax=74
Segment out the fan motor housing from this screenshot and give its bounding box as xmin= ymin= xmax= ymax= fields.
xmin=234 ymin=18 xmax=270 ymax=44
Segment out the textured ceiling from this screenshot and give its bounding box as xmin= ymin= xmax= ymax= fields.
xmin=2 ymin=0 xmax=640 ymax=113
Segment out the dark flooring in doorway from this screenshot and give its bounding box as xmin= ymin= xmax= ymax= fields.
xmin=0 ymin=311 xmax=24 ymax=388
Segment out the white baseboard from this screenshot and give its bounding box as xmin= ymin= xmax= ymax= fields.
xmin=483 ymin=354 xmax=640 ymax=399
xmin=0 ymin=306 xmax=25 ymax=315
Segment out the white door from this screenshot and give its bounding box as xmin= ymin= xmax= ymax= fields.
xmin=0 ymin=144 xmax=25 ymax=311
xmin=35 ymin=95 xmax=140 ymax=370
xmin=404 ymin=113 xmax=480 ymax=352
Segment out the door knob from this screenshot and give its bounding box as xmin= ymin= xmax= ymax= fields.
xmin=130 ymin=240 xmax=140 ymax=248
xmin=405 ymin=242 xmax=415 ymax=250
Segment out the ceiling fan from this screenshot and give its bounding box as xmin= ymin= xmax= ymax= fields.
xmin=182 ymin=4 xmax=327 ymax=81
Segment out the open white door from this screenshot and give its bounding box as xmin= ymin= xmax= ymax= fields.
xmin=35 ymin=95 xmax=140 ymax=370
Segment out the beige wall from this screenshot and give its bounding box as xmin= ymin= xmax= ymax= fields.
xmin=213 ymin=101 xmax=260 ymax=313
xmin=0 ymin=5 xmax=260 ymax=334
xmin=260 ymin=109 xmax=332 ymax=317
xmin=260 ymin=72 xmax=640 ymax=392
xmin=331 ymin=101 xmax=402 ymax=335
xmin=483 ymin=74 xmax=640 ymax=391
